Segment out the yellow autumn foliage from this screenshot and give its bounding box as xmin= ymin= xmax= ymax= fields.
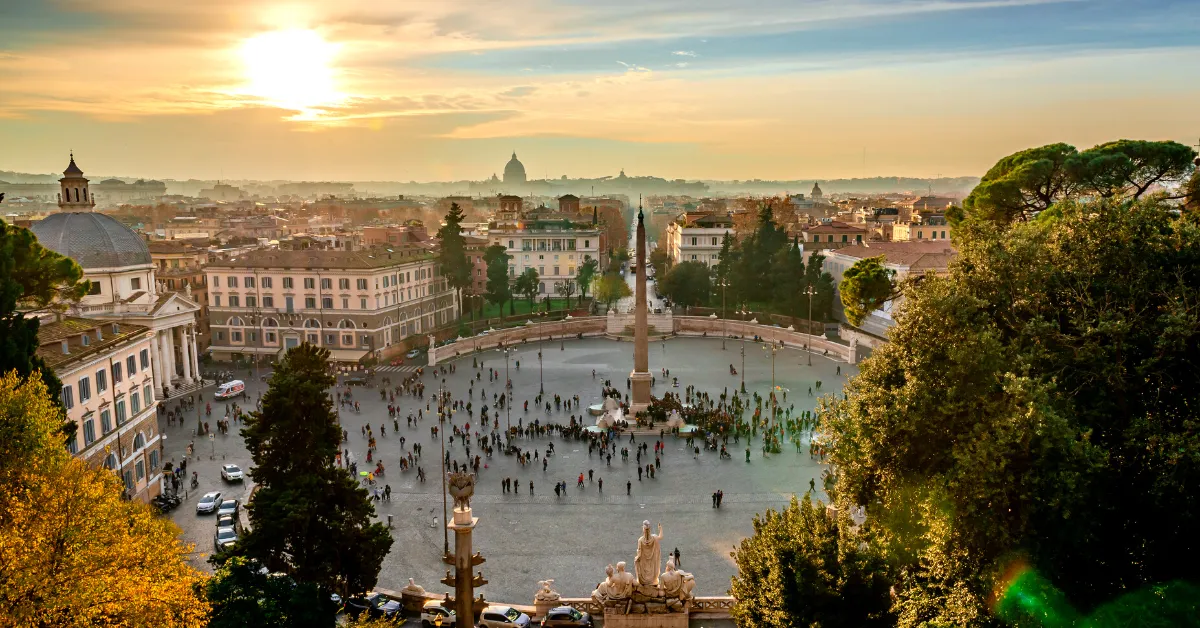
xmin=0 ymin=371 xmax=210 ymax=627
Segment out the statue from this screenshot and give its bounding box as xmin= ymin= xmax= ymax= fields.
xmin=184 ymin=282 xmax=193 ymax=297
xmin=401 ymin=578 xmax=425 ymax=596
xmin=634 ymin=521 xmax=663 ymax=586
xmin=448 ymin=471 xmax=475 ymax=511
xmin=659 ymin=558 xmax=695 ymax=601
xmin=535 ymin=580 xmax=560 ymax=603
xmin=591 ymin=564 xmax=616 ymax=605
xmin=610 ymin=561 xmax=635 ymax=599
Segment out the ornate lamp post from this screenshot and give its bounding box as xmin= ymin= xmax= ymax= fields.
xmin=804 ymin=285 xmax=816 ymax=366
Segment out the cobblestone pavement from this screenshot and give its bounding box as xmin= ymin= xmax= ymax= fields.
xmin=163 ymin=336 xmax=854 ymax=606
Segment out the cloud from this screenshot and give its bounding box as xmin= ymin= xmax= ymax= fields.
xmin=672 ymin=50 xmax=697 ymax=57
xmin=500 ymin=86 xmax=538 ymax=98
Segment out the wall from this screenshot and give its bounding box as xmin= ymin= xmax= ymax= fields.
xmin=429 ymin=317 xmax=608 ymax=364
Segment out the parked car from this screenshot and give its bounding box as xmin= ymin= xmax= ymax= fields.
xmin=541 ymin=606 xmax=592 ymax=627
xmin=345 ymin=374 xmax=369 ymax=386
xmin=213 ymin=526 xmax=238 ymax=552
xmin=220 ymin=463 xmax=243 ymax=482
xmin=344 ymin=592 xmax=401 ymax=620
xmin=478 ymin=605 xmax=531 ymax=628
xmin=216 ymin=499 xmax=240 ymax=518
xmin=196 ymin=491 xmax=222 ymax=514
xmin=406 ymin=349 xmax=422 ymax=359
xmin=422 ymin=599 xmax=456 ymax=627
xmin=215 ymin=513 xmax=238 ymax=531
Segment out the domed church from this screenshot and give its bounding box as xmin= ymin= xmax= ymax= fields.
xmin=32 ymin=155 xmax=204 ymax=398
xmin=503 ymin=151 xmax=527 ymax=185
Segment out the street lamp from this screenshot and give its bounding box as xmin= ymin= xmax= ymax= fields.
xmin=803 ymin=285 xmax=816 ymax=366
xmin=438 ymin=379 xmax=449 ymax=553
xmin=762 ymin=344 xmax=781 ymax=445
xmin=502 ymin=344 xmax=513 ymax=433
xmin=718 ymin=279 xmax=729 ymax=350
xmin=737 ymin=305 xmax=749 ymax=393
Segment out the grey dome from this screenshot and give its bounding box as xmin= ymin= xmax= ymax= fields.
xmin=31 ymin=212 xmax=151 ymax=269
xmin=503 ymin=151 xmax=526 ymax=184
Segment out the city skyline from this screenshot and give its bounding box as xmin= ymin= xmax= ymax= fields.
xmin=2 ymin=0 xmax=1197 ymax=181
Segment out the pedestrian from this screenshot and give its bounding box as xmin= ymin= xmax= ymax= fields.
xmin=718 ymin=490 xmax=724 ymax=508
xmin=529 ymin=480 xmax=534 ymax=496
xmin=598 ymin=477 xmax=603 ymax=492
xmin=673 ymin=547 xmax=681 ymax=567
xmin=627 ymin=480 xmax=632 ymax=495
xmin=638 ymin=466 xmax=643 ymax=481
xmin=712 ymin=492 xmax=717 ymax=508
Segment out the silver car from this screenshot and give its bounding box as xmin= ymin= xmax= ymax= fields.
xmin=216 ymin=498 xmax=240 ymax=518
xmin=196 ymin=491 xmax=222 ymax=514
xmin=214 ymin=526 xmax=238 ymax=552
xmin=220 ymin=464 xmax=244 ymax=482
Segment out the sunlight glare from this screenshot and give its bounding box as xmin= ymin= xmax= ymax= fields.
xmin=240 ymin=29 xmax=341 ymax=111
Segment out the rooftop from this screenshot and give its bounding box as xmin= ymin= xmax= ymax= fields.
xmin=37 ymin=317 xmax=151 ymax=372
xmin=207 ymin=246 xmax=432 ymax=270
xmin=831 ymin=241 xmax=956 ymax=272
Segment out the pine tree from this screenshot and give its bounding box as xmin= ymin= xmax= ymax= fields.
xmin=436 ymin=203 xmax=472 ymax=319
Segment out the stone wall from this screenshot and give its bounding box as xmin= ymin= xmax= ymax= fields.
xmin=429 ymin=317 xmax=608 ymax=365
xmin=672 ymin=316 xmax=853 ymax=362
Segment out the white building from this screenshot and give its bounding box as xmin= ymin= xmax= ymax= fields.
xmin=490 ymin=226 xmax=601 ymax=295
xmin=663 ymin=212 xmax=734 ymax=267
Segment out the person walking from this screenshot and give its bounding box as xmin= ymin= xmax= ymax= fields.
xmin=529 ymin=480 xmax=534 ymax=496
xmin=718 ymin=490 xmax=724 ymax=508
xmin=627 ymin=480 xmax=632 ymax=495
xmin=673 ymin=547 xmax=681 ymax=567
xmin=598 ymin=477 xmax=603 ymax=492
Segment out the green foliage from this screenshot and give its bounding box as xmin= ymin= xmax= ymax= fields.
xmin=824 ymin=196 xmax=1200 ymax=625
xmin=658 ymin=261 xmax=711 ymax=309
xmin=1069 ymin=139 xmax=1196 ymax=200
xmin=436 ymin=203 xmax=473 ymax=305
xmin=960 ymin=143 xmax=1078 ymax=225
xmin=205 ymin=556 xmax=335 ymax=628
xmin=554 ymin=277 xmax=576 ymax=303
xmin=838 ymin=256 xmax=895 ymax=327
xmin=611 ymin=247 xmax=631 ymax=266
xmin=594 ymin=273 xmax=631 ymax=309
xmin=648 ymin=247 xmax=673 ymax=279
xmin=576 ymin=257 xmax=599 ymax=301
xmin=514 ymin=267 xmax=539 ymax=306
xmin=237 ymin=344 xmax=392 ymax=600
xmin=0 ymin=219 xmax=90 ymax=412
xmin=730 ymin=494 xmax=895 ymax=628
xmin=483 ymin=244 xmax=512 ymax=309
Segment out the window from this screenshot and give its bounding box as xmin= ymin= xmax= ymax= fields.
xmin=553 ymin=266 xmax=560 ymax=275
xmin=941 ymin=230 xmax=947 ymax=239
xmin=361 ymin=334 xmax=370 ymax=346
xmin=249 ymin=331 xmax=258 ymax=342
xmin=262 ymin=296 xmax=273 ymax=307
xmin=67 ymin=436 xmax=78 ymax=455
xmin=78 ymin=377 xmax=91 ymax=402
xmin=131 ymin=392 xmax=141 ymax=414
xmin=266 ymin=332 xmax=276 ymax=342
xmin=246 ymin=296 xmax=257 ymax=307
xmin=305 ymin=297 xmax=316 ymax=308
xmin=213 ymin=295 xmax=221 ymax=306
xmin=113 ymin=362 xmax=122 ymax=383
xmin=539 ymin=266 xmax=545 ymax=275
xmin=62 ymin=386 xmax=74 ymax=409
xmin=813 ymin=234 xmax=819 ymax=242
xmin=712 ymin=237 xmax=718 ymax=245
xmin=857 ymin=235 xmax=863 ymax=243
xmin=357 ymin=278 xmax=368 ymax=290
xmin=100 ymin=409 xmax=112 ymax=434
xmin=360 ymin=298 xmax=367 ymax=309
xmin=304 ymin=278 xmax=315 ymax=289
xmin=140 ymin=349 xmax=149 ymax=370
xmin=320 ymin=278 xmax=332 ymax=289
xmin=584 ymin=239 xmax=590 ymax=248
xmin=211 ymin=275 xmax=220 ymax=287
xmin=307 ymin=333 xmax=318 ymax=344
xmin=262 ymin=277 xmax=273 ymax=288
xmin=322 ymin=297 xmax=333 ymax=309
xmin=131 ymin=277 xmax=141 ymax=290
xmin=83 ymin=417 xmax=96 ymax=446
xmin=149 ymin=450 xmax=159 ymax=471
xmin=342 ymin=334 xmax=353 ymax=345
xmin=135 ymin=460 xmax=145 ymax=481
xmin=227 ymin=276 xmax=238 ymax=288
xmin=244 ymin=277 xmax=255 ymax=288
xmin=216 ymin=331 xmax=224 ymax=341
xmin=325 ymin=334 xmax=336 ymax=344
xmin=339 ymin=278 xmax=350 ymax=289
xmin=88 ymin=280 xmax=101 ymax=295
xmin=116 ymin=399 xmax=127 ymax=424
xmin=123 ymin=470 xmax=133 ymax=491
xmin=232 ymin=331 xmax=243 ymax=342
xmin=229 ymin=295 xmax=240 ymax=307
xmin=342 ymin=298 xmax=349 ymax=309
xmin=283 ymin=277 xmax=294 ymax=289
xmin=691 ymin=237 xmax=697 ymax=246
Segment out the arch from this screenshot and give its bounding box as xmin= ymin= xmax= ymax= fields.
xmin=133 ymin=432 xmax=146 ymax=450
xmin=104 ymin=453 xmax=117 ymax=470
xmin=383 ymin=316 xmax=393 ymax=326
xmin=337 ymin=319 xmax=355 ymax=329
xmin=262 ymin=317 xmax=278 ymax=327
xmin=228 ymin=316 xmax=245 ymax=326
xmin=304 ymin=318 xmax=321 ymax=328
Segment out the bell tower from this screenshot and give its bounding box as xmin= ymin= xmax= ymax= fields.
xmin=58 ymin=152 xmax=95 ymax=211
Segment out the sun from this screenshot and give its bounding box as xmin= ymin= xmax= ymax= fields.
xmin=240 ymin=29 xmax=342 ymax=111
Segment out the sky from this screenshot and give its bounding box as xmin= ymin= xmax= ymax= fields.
xmin=1 ymin=0 xmax=1198 ymax=182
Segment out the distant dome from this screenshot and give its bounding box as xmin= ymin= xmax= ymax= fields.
xmin=811 ymin=181 xmax=824 ymax=198
xmin=31 ymin=212 xmax=151 ymax=269
xmin=503 ymin=152 xmax=527 ymax=185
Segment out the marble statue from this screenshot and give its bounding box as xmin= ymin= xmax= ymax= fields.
xmin=659 ymin=558 xmax=695 ymax=601
xmin=535 ymin=580 xmax=560 ymax=602
xmin=665 ymin=409 xmax=685 ymax=430
xmin=401 ymin=578 xmax=425 ymax=596
xmin=448 ymin=471 xmax=475 ymax=510
xmin=184 ymin=282 xmax=193 ymax=297
xmin=591 ymin=564 xmax=616 ymax=604
xmin=634 ymin=521 xmax=663 ymax=586
xmin=610 ymin=561 xmax=635 ymax=599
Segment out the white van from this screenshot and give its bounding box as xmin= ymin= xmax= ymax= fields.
xmin=214 ymin=380 xmax=245 ymax=400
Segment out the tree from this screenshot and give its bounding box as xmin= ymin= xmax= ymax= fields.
xmin=0 ymin=219 xmax=90 ymax=411
xmin=823 ymin=195 xmax=1200 ymax=625
xmin=0 ymin=372 xmax=209 ymax=626
xmin=1069 ymin=139 xmax=1196 ymax=200
xmin=576 ymin=257 xmax=599 ymax=304
xmin=594 ymin=273 xmax=631 ymax=310
xmin=514 ymin=267 xmax=540 ymax=308
xmin=483 ymin=243 xmax=512 ymax=315
xmin=730 ymin=494 xmax=895 ymax=628
xmin=838 ymin=256 xmax=896 ymax=327
xmin=658 ymin=261 xmax=711 ymax=311
xmin=648 ymin=247 xmax=673 ymax=279
xmin=436 ymin=203 xmax=473 ymax=317
xmin=611 ymin=247 xmax=631 ymax=267
xmin=237 ymin=344 xmax=392 ymax=601
xmin=205 ymin=556 xmax=333 ymax=628
xmin=768 ymin=237 xmax=807 ymax=317
xmin=554 ymin=278 xmax=576 ymax=306
xmin=714 ymin=232 xmax=739 ymax=301
xmin=960 ymin=143 xmax=1078 ymax=225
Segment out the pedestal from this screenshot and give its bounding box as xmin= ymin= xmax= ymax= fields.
xmin=443 ymin=507 xmax=486 ymax=625
xmin=603 ymin=608 xmax=689 ymax=628
xmin=629 ymin=371 xmax=652 ymax=414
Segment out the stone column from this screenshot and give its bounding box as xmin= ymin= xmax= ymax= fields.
xmin=180 ymin=327 xmax=193 ymax=383
xmin=164 ymin=327 xmax=177 ymax=386
xmin=443 ymin=503 xmax=486 ymax=628
xmin=150 ymin=330 xmax=164 ymax=392
xmin=630 ymin=207 xmax=652 ymax=413
xmin=191 ymin=327 xmax=202 ymax=383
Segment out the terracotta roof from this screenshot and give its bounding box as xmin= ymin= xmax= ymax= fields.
xmin=206 ymin=247 xmax=432 ymax=270
xmin=37 ymin=317 xmax=151 ymax=371
xmin=831 ymin=241 xmax=957 ymax=272
xmin=147 ymin=240 xmax=198 ymax=254
xmin=803 ymin=221 xmax=868 ymax=234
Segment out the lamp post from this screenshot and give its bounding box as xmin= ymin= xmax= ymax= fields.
xmin=719 ymin=279 xmax=728 ymax=350
xmin=762 ymin=344 xmax=781 ymax=444
xmin=502 ymin=344 xmax=512 ymax=433
xmin=738 ymin=306 xmax=748 ymax=393
xmin=438 ymin=379 xmax=448 ymax=553
xmin=803 ymin=285 xmax=816 ymax=366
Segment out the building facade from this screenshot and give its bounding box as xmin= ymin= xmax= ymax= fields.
xmin=37 ymin=317 xmax=164 ymax=503
xmin=801 ymin=220 xmax=869 ymax=252
xmin=489 ymin=227 xmax=601 ymax=296
xmin=205 ymin=247 xmax=459 ymax=363
xmin=663 ymin=212 xmax=734 ymax=267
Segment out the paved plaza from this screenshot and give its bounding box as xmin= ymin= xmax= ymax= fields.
xmin=164 ymin=336 xmax=855 ymax=605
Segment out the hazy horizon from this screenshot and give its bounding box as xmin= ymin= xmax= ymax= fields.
xmin=2 ymin=1 xmax=1197 ymax=181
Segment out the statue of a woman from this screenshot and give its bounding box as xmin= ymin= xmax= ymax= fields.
xmin=634 ymin=520 xmax=663 ymax=586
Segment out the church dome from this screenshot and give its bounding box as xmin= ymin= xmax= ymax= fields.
xmin=503 ymin=152 xmax=527 ymax=184
xmin=31 ymin=212 xmax=152 ymax=269
xmin=63 ymin=155 xmax=84 ymax=177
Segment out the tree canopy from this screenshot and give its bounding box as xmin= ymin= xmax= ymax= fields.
xmin=838 ymin=256 xmax=896 ymax=327
xmin=235 ymin=344 xmax=392 ymax=601
xmin=483 ymin=243 xmax=512 ymax=313
xmin=594 ymin=273 xmax=631 ymax=310
xmin=514 ymin=267 xmax=540 ymax=306
xmin=576 ymin=257 xmax=599 ymax=301
xmin=659 ymin=261 xmax=711 ymax=310
xmin=0 ymin=372 xmax=209 ymax=627
xmin=822 ymin=195 xmax=1200 ymax=625
xmin=205 ymin=556 xmax=333 ymax=628
xmin=436 ymin=202 xmax=473 ymax=302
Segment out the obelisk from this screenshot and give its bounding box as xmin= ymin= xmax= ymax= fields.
xmin=630 ymin=206 xmax=652 ymax=413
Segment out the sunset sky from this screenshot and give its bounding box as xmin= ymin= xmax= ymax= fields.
xmin=1 ymin=0 xmax=1197 ymax=181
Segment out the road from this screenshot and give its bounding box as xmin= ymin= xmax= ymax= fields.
xmin=616 ymin=212 xmax=664 ymax=314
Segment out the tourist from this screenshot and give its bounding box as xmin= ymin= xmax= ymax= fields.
xmin=627 ymin=480 xmax=632 ymax=495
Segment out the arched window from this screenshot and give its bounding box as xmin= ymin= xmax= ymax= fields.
xmin=104 ymin=453 xmax=117 ymax=470
xmin=228 ymin=316 xmax=244 ymax=326
xmin=304 ymin=318 xmax=321 ymax=328
xmin=338 ymin=319 xmax=355 ymax=329
xmin=133 ymin=432 xmax=146 ymax=450
xmin=262 ymin=318 xmax=278 ymax=327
